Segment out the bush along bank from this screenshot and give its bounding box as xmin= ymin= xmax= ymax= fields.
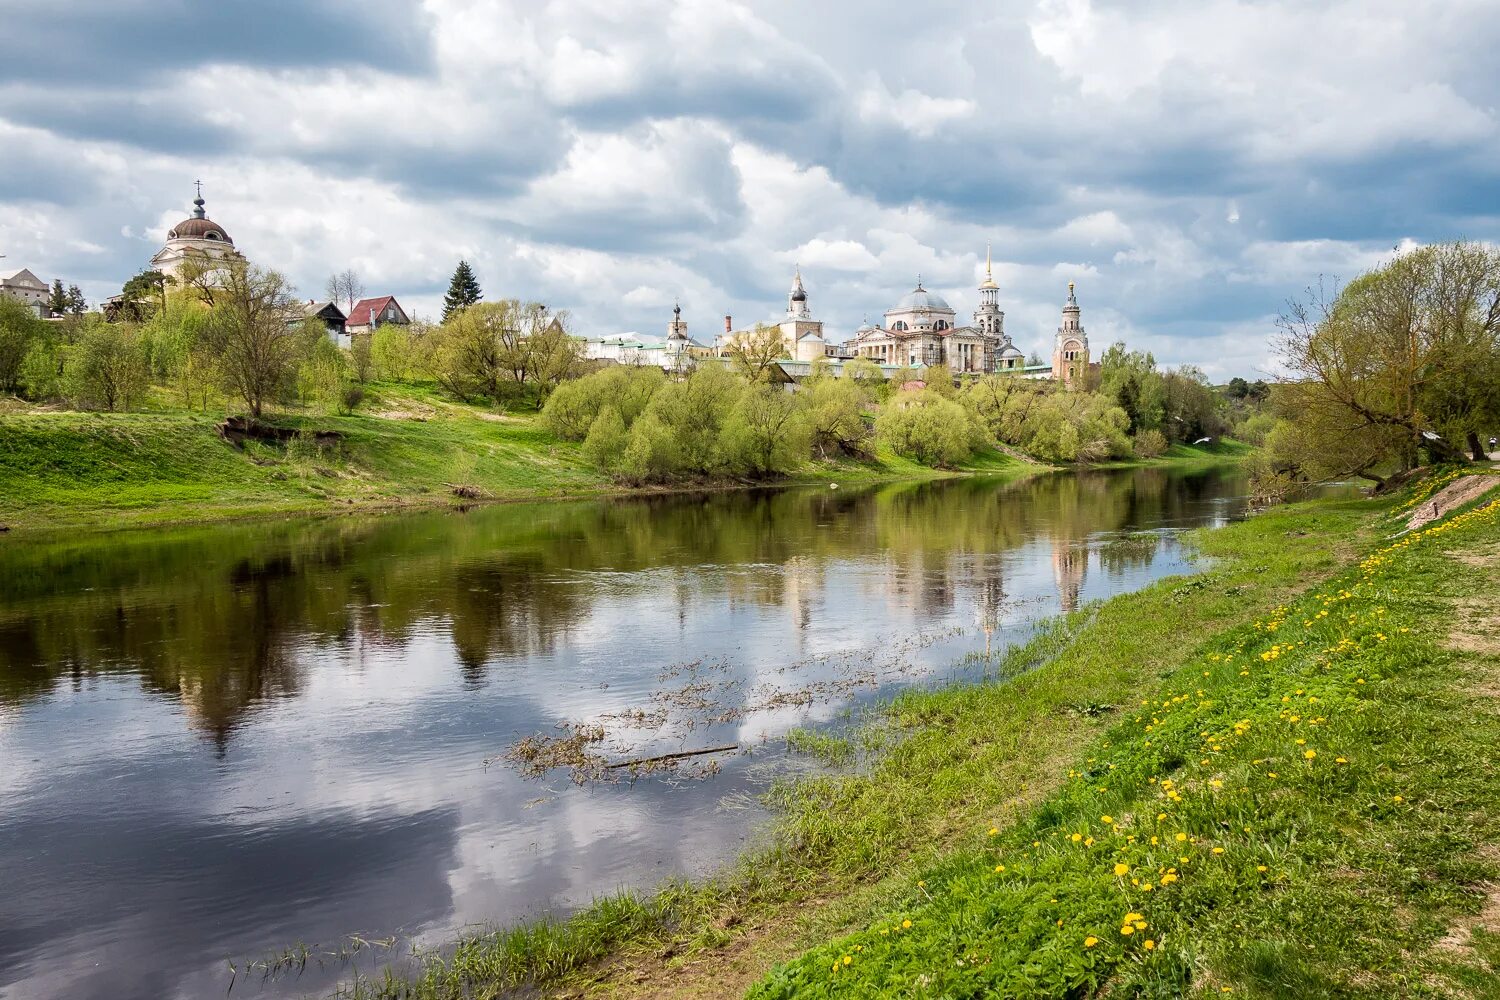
xmin=750 ymin=485 xmax=1500 ymax=999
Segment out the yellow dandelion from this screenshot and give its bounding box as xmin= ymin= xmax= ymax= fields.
xmin=1144 ymin=939 xmax=1156 ymax=950
xmin=1114 ymin=863 xmax=1130 ymax=876
xmin=1084 ymin=936 xmax=1098 ymax=948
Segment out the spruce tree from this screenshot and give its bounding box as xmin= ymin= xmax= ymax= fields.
xmin=442 ymin=260 xmax=482 ymax=321
xmin=48 ymin=279 xmax=67 ymax=315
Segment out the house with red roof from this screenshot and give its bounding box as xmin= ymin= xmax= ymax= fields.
xmin=345 ymin=295 xmax=410 ymax=336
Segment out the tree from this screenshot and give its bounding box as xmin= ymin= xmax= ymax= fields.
xmin=372 ymin=323 xmax=417 ymax=382
xmin=1098 ymin=342 xmax=1165 ymax=433
xmin=725 ymin=323 xmax=787 ymax=382
xmin=117 ymin=269 xmax=172 ymax=322
xmin=204 ymin=262 xmax=305 ymax=420
xmin=48 ymin=279 xmax=68 ymax=316
xmin=541 ymin=365 xmax=664 ymax=439
xmin=1226 ymin=376 xmax=1250 ymax=400
xmin=431 ymin=300 xmax=508 ymax=402
xmin=722 ymin=383 xmax=810 ymax=476
xmin=582 ymin=405 xmax=630 ymax=473
xmin=442 ymin=260 xmax=482 ymax=321
xmin=63 ymin=323 xmax=150 ymax=412
xmin=804 ymin=376 xmax=868 ymax=456
xmin=515 ymin=305 xmax=582 ymax=396
xmin=325 ymin=269 xmax=365 ymax=315
xmin=65 ymin=284 xmax=87 ymax=315
xmin=0 ymin=295 xmax=43 ymax=392
xmin=875 ymin=389 xmax=982 ymax=467
xmin=1274 ymin=242 xmax=1500 ymax=479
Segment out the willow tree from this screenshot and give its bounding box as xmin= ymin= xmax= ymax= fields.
xmin=1273 ymin=241 xmax=1500 ymax=482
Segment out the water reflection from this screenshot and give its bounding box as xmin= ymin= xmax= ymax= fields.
xmin=0 ymin=466 xmax=1248 ymax=999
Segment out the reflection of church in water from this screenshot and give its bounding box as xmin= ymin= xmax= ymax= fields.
xmin=1053 ymin=541 xmax=1087 ymax=614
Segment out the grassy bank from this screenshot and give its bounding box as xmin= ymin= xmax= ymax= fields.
xmin=751 ymin=483 xmax=1500 ymax=998
xmin=0 ymin=386 xmax=1038 ymax=533
xmin=331 ymin=476 xmax=1500 ymax=1000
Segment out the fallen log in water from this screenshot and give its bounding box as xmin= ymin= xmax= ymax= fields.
xmin=605 ymin=744 xmax=738 ymax=769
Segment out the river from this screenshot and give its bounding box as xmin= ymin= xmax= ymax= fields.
xmin=0 ymin=466 xmax=1253 ymax=999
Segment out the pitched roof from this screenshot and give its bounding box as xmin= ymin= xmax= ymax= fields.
xmin=1 ymin=268 xmax=46 ymax=289
xmin=304 ymin=300 xmax=346 ymax=320
xmin=346 ymin=295 xmax=405 ymax=327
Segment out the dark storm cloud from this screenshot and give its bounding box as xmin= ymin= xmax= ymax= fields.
xmin=0 ymin=0 xmax=434 ymax=85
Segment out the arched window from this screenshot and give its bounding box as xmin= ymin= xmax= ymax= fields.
xmin=893 ymin=321 xmax=907 ymax=332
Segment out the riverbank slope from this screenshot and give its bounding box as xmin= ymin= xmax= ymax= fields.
xmin=343 ymin=473 xmax=1500 ymax=1000
xmin=0 ymin=387 xmax=1241 ymax=534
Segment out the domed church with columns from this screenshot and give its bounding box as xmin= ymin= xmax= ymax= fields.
xmin=846 ymin=245 xmax=1083 ymax=377
xmin=149 ymin=183 xmax=243 ymax=282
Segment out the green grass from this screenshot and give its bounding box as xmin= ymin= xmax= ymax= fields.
xmin=751 ymin=485 xmax=1500 ymax=998
xmin=0 ymin=387 xmax=1047 ymax=533
xmin=328 ymin=482 xmax=1426 ymax=999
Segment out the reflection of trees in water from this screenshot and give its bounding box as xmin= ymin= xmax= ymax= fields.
xmin=0 ymin=466 xmax=1245 ymax=743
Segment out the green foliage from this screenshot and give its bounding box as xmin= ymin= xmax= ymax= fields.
xmin=962 ymin=377 xmax=1132 ymax=463
xmin=1099 ymin=342 xmax=1165 ymax=434
xmin=1132 ymin=427 xmax=1168 ymax=458
xmin=0 ymin=295 xmax=45 ymax=393
xmin=624 ymin=365 xmax=746 ymax=481
xmin=541 ymin=366 xmax=665 ymax=439
xmin=1273 ymin=241 xmax=1500 ymax=479
xmin=299 ymin=337 xmax=356 ymax=414
xmin=371 ymin=323 xmax=418 ymax=382
xmin=753 ymin=490 xmax=1500 ymax=999
xmin=804 ymin=376 xmax=869 ymax=457
xmin=19 ymin=338 xmax=62 ymax=400
xmin=875 ymin=390 xmax=981 ymax=467
xmin=581 ymin=405 xmax=629 ymax=473
xmin=842 ymin=357 xmax=886 ymax=396
xmin=441 ymin=259 xmax=483 ymax=322
xmin=722 ymin=384 xmax=810 ymax=476
xmin=62 ymin=323 xmax=150 ymax=412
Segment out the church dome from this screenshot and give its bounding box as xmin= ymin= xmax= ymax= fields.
xmin=893 ymin=283 xmax=951 ymax=312
xmin=168 ymin=217 xmax=233 ymax=244
xmin=167 ymin=194 xmax=233 ymax=245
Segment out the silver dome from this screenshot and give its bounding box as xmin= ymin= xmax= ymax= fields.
xmin=892 ymin=285 xmax=952 ymax=312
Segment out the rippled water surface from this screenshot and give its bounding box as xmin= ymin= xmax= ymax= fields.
xmin=0 ymin=467 xmax=1255 ymax=999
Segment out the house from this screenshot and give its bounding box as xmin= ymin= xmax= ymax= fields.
xmin=303 ymin=300 xmax=348 ymax=345
xmin=345 ymin=295 xmax=410 ymax=336
xmin=1 ymin=268 xmax=51 ymax=318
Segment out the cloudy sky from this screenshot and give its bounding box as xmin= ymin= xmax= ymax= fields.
xmin=2 ymin=0 xmax=1497 ymax=377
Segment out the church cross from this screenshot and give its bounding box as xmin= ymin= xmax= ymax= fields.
xmin=194 ymin=179 xmax=203 ymax=199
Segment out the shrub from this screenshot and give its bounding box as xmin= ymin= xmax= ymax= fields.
xmin=582 ymin=406 xmax=629 ymax=473
xmin=875 ymin=390 xmax=982 ymax=467
xmin=805 ymin=376 xmax=869 ymax=457
xmin=1132 ymin=428 xmax=1168 ymax=458
xmin=721 ymin=384 xmax=811 ymax=476
xmin=542 ymin=366 xmax=666 ymax=440
xmin=62 ymin=324 xmax=150 ymax=412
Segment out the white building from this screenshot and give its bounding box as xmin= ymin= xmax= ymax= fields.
xmin=582 ymin=302 xmax=712 ymax=370
xmin=846 ymin=247 xmax=1026 ymax=373
xmin=718 ymin=268 xmax=829 ymax=363
xmin=150 ymin=187 xmax=242 ymax=282
xmin=0 ymin=268 xmax=50 ymax=318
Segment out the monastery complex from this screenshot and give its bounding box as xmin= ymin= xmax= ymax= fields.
xmin=587 ymin=247 xmax=1095 ymax=386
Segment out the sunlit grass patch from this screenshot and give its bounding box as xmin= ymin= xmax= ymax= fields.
xmin=751 ymin=492 xmax=1500 ymax=998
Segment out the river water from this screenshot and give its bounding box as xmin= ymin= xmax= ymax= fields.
xmin=0 ymin=467 xmax=1253 ymax=999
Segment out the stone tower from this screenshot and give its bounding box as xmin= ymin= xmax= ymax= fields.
xmin=972 ymin=243 xmax=1005 ymax=337
xmin=786 ymin=265 xmax=811 ymax=320
xmin=1051 ymin=281 xmax=1089 ymax=387
xmin=665 ymin=302 xmax=689 ymax=356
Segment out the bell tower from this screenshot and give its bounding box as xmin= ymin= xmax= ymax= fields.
xmin=1052 ymin=281 xmax=1089 ymax=387
xmin=971 ymin=243 xmax=1006 ymax=338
